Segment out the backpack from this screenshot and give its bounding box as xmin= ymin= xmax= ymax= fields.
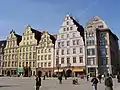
xmin=105 ymin=77 xmax=112 ymax=86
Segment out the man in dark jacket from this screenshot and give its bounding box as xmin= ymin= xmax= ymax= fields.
xmin=91 ymin=76 xmax=98 ymax=90
xmin=36 ymin=76 xmax=41 ymax=90
xmin=105 ymin=73 xmax=113 ymax=90
xmin=117 ymin=72 xmax=120 ymax=83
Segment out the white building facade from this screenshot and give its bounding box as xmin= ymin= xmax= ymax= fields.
xmin=55 ymin=15 xmax=85 ymax=77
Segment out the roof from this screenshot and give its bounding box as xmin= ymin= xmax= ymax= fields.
xmin=0 ymin=40 xmax=6 ymax=47
xmin=31 ymin=28 xmax=42 ymax=45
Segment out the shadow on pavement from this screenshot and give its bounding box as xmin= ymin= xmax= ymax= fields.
xmin=0 ymin=85 xmax=19 ymax=88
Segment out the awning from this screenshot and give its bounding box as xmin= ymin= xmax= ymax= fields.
xmin=54 ymin=69 xmax=63 ymax=72
xmin=72 ymin=68 xmax=84 ymax=72
xmin=18 ymin=68 xmax=24 ymax=72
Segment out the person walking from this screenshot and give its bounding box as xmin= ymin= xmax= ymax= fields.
xmin=36 ymin=76 xmax=41 ymax=90
xmin=104 ymin=73 xmax=113 ymax=90
xmin=117 ymin=72 xmax=120 ymax=83
xmin=98 ymin=74 xmax=102 ymax=83
xmin=91 ymin=76 xmax=98 ymax=90
xmin=58 ymin=75 xmax=62 ymax=84
xmin=87 ymin=75 xmax=89 ymax=81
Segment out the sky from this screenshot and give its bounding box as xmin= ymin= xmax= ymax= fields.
xmin=0 ymin=0 xmax=120 ymax=41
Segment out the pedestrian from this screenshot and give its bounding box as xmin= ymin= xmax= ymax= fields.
xmin=87 ymin=75 xmax=89 ymax=81
xmin=97 ymin=74 xmax=102 ymax=83
xmin=104 ymin=73 xmax=113 ymax=90
xmin=58 ymin=75 xmax=62 ymax=84
xmin=43 ymin=75 xmax=45 ymax=80
xmin=117 ymin=72 xmax=120 ymax=83
xmin=91 ymin=76 xmax=98 ymax=90
xmin=36 ymin=76 xmax=41 ymax=90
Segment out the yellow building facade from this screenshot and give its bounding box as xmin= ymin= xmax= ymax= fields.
xmin=18 ymin=25 xmax=41 ymax=76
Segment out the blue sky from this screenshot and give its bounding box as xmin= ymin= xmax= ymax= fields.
xmin=0 ymin=0 xmax=120 ymax=40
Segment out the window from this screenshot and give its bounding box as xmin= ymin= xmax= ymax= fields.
xmin=61 ymin=41 xmax=64 ymax=47
xmin=33 ymin=62 xmax=35 ymax=67
xmin=70 ymin=27 xmax=72 ymax=30
xmin=61 ymin=58 xmax=64 ymax=64
xmin=56 ymin=50 xmax=59 ymax=55
xmin=22 ymin=62 xmax=24 ymax=67
xmin=79 ymin=57 xmax=83 ymax=63
xmin=29 ymin=62 xmax=31 ymax=67
xmin=41 ymin=55 xmax=43 ymax=60
xmin=38 ymin=63 xmax=40 ymax=67
xmin=58 ymin=42 xmax=60 ymax=47
xmin=38 ymin=56 xmax=40 ymax=60
xmin=73 ymin=33 xmax=75 ymax=37
xmin=8 ymin=61 xmax=10 ymax=67
xmin=44 ymin=62 xmax=47 ymax=67
xmin=48 ymin=62 xmax=51 ymax=67
xmin=67 ymin=49 xmax=70 ymax=54
xmin=19 ymin=62 xmax=21 ymax=67
xmin=80 ymin=48 xmax=83 ymax=53
xmin=45 ymin=55 xmax=47 ymax=60
xmin=66 ymin=21 xmax=69 ymax=25
xmin=87 ymin=48 xmax=95 ymax=55
xmin=67 ymin=57 xmax=70 ymax=64
xmin=67 ymin=27 xmax=69 ymax=31
xmin=41 ymin=62 xmax=43 ymax=67
xmin=61 ymin=50 xmax=64 ymax=55
xmin=77 ymin=40 xmax=79 ymax=45
xmin=63 ymin=28 xmax=66 ymax=31
xmin=73 ymin=57 xmax=76 ymax=63
xmin=73 ymin=40 xmax=76 ymax=45
xmin=48 ymin=55 xmax=51 ymax=60
xmin=38 ymin=50 xmax=40 ymax=54
xmin=49 ymin=49 xmax=51 ymax=53
xmin=73 ymin=48 xmax=76 ymax=54
xmin=67 ymin=41 xmax=70 ymax=46
xmin=26 ymin=47 xmax=28 ymax=51
xmin=45 ymin=49 xmax=47 ymax=53
xmin=30 ymin=36 xmax=32 ymax=39
xmin=87 ymin=57 xmax=95 ymax=65
xmin=12 ymin=61 xmax=14 ymax=67
xmin=41 ymin=49 xmax=43 ymax=53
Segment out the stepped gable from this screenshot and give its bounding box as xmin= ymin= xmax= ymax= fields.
xmin=70 ymin=16 xmax=85 ymax=44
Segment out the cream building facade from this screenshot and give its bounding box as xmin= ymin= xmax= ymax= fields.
xmin=36 ymin=31 xmax=56 ymax=76
xmin=3 ymin=30 xmax=22 ymax=76
xmin=55 ymin=15 xmax=85 ymax=77
xmin=18 ymin=25 xmax=41 ymax=76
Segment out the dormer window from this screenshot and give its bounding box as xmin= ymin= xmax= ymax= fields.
xmin=66 ymin=21 xmax=69 ymax=25
xmin=66 ymin=17 xmax=69 ymax=20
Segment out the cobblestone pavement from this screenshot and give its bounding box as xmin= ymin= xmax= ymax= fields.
xmin=0 ymin=77 xmax=120 ymax=90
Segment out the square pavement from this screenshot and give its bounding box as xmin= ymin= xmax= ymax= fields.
xmin=0 ymin=77 xmax=120 ymax=90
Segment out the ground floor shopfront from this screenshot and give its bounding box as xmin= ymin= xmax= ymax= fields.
xmin=2 ymin=68 xmax=17 ymax=76
xmin=54 ymin=66 xmax=86 ymax=77
xmin=36 ymin=68 xmax=53 ymax=77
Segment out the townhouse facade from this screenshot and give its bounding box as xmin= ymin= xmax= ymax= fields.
xmin=0 ymin=40 xmax=6 ymax=76
xmin=54 ymin=15 xmax=85 ymax=77
xmin=3 ymin=30 xmax=22 ymax=76
xmin=85 ymin=16 xmax=119 ymax=76
xmin=36 ymin=31 xmax=56 ymax=77
xmin=17 ymin=25 xmax=41 ymax=76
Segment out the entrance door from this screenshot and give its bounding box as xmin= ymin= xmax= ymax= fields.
xmin=66 ymin=69 xmax=72 ymax=77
